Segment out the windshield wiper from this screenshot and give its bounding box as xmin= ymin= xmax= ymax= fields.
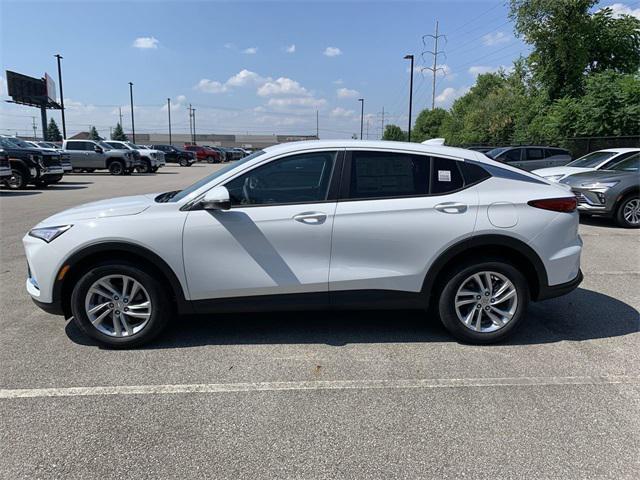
xmin=155 ymin=190 xmax=180 ymax=203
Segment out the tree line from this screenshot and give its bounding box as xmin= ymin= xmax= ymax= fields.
xmin=383 ymin=0 xmax=640 ymax=148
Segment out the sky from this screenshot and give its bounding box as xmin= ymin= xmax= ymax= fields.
xmin=1 ymin=0 xmax=638 ymax=140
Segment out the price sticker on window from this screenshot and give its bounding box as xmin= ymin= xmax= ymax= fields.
xmin=438 ymin=170 xmax=452 ymax=182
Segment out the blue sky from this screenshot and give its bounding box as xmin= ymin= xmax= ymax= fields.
xmin=1 ymin=0 xmax=637 ymax=139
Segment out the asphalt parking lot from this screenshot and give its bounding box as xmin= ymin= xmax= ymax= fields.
xmin=1 ymin=165 xmax=638 ymax=479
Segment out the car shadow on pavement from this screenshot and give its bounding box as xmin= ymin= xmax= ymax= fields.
xmin=65 ymin=287 xmax=639 ymax=349
xmin=579 ymin=215 xmax=620 ymax=228
xmin=0 ymin=190 xmax=42 ymax=197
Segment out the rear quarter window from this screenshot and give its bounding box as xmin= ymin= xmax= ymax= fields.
xmin=430 ymin=157 xmax=464 ymax=194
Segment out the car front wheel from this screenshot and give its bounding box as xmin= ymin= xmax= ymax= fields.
xmin=437 ymin=260 xmax=529 ymax=344
xmin=137 ymin=160 xmax=151 ymax=174
xmin=70 ymin=263 xmax=171 ymax=347
xmin=616 ymin=196 xmax=640 ymax=228
xmin=6 ymin=167 xmax=28 ymax=189
xmin=108 ymin=161 xmax=125 ymax=175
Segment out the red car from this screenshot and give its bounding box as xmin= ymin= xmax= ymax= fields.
xmin=184 ymin=145 xmax=222 ymax=163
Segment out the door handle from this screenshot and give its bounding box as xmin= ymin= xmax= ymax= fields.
xmin=293 ymin=212 xmax=327 ymax=225
xmin=434 ymin=202 xmax=468 ymax=214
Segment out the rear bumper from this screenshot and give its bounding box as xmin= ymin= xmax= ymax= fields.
xmin=536 ymin=269 xmax=583 ymax=301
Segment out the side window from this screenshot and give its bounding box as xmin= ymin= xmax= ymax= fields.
xmin=546 ymin=148 xmax=566 ymax=157
xmin=500 ymin=148 xmax=521 ymax=163
xmin=225 ymin=151 xmax=337 ymax=206
xmin=431 ymin=157 xmax=464 ymax=194
xmin=525 ymin=148 xmax=544 ymax=161
xmin=601 ymin=151 xmax=634 ymax=169
xmin=349 ymin=151 xmax=429 ymax=199
xmin=65 ymin=142 xmax=83 ymax=151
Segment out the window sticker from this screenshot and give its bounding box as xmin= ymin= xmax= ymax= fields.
xmin=438 ymin=170 xmax=452 ymax=182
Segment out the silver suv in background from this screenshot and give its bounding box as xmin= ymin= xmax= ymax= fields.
xmin=62 ymin=139 xmax=139 ymax=175
xmin=104 ymin=141 xmax=165 ymax=173
xmin=486 ymin=146 xmax=572 ymax=171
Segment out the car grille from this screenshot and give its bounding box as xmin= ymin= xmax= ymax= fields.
xmin=43 ymin=153 xmax=62 ymax=167
xmin=572 ymin=190 xmax=587 ymax=204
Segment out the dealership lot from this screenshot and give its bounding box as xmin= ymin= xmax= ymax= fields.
xmin=1 ymin=165 xmax=638 ymax=479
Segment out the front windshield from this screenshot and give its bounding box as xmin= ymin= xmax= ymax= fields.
xmin=168 ymin=150 xmax=266 ymax=203
xmin=2 ymin=137 xmax=33 ymax=149
xmin=607 ymin=154 xmax=639 ymax=172
xmin=567 ymin=151 xmax=617 ymax=168
xmin=485 ymin=147 xmax=507 ymax=158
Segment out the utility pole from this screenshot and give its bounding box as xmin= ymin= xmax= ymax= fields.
xmin=422 ymin=20 xmax=446 ymax=110
xmin=31 ymin=116 xmax=37 ymax=140
xmin=192 ymin=108 xmax=196 ymax=144
xmin=119 ymin=107 xmax=123 ymax=127
xmin=167 ymin=98 xmax=172 ymax=145
xmin=54 ymin=54 xmax=66 ymax=138
xmin=128 ymin=82 xmax=135 ymax=143
xmin=188 ymin=104 xmax=193 ymax=145
xmin=358 ymin=98 xmax=364 ymax=140
xmin=404 ymin=54 xmax=414 ymax=141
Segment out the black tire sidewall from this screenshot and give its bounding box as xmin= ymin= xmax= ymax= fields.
xmin=138 ymin=160 xmax=150 ymax=173
xmin=8 ymin=167 xmax=27 ymax=189
xmin=179 ymin=158 xmax=187 ymax=167
xmin=438 ymin=260 xmax=530 ymax=344
xmin=109 ymin=161 xmax=124 ymax=175
xmin=616 ymin=195 xmax=640 ymax=228
xmin=70 ymin=263 xmax=171 ymax=348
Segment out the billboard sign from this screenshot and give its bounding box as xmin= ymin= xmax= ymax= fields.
xmin=5 ymin=70 xmax=60 ymax=108
xmin=45 ymin=72 xmax=57 ymax=103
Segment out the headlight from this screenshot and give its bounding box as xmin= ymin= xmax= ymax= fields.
xmin=580 ymin=181 xmax=619 ymax=190
xmin=28 ymin=225 xmax=72 ymax=243
xmin=544 ymin=175 xmax=563 ymax=182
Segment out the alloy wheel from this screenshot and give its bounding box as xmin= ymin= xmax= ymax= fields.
xmin=7 ymin=170 xmax=24 ymax=189
xmin=84 ymin=274 xmax=152 ymax=337
xmin=454 ymin=271 xmax=518 ymax=333
xmin=623 ymin=199 xmax=640 ymax=225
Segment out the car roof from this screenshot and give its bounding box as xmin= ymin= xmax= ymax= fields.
xmin=593 ymin=148 xmax=640 ymax=153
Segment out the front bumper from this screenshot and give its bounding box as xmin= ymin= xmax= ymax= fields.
xmin=40 ymin=166 xmax=65 ymax=176
xmin=0 ymin=166 xmax=12 ymax=179
xmin=572 ymin=188 xmax=612 ymax=215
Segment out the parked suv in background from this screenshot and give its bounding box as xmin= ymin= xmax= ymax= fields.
xmin=486 ymin=146 xmax=571 ymax=171
xmin=63 ymin=139 xmax=138 ymax=175
xmin=24 ymin=140 xmax=582 ymax=347
xmin=184 ymin=145 xmax=222 ymax=163
xmin=24 ymin=140 xmax=73 ymax=174
xmin=533 ymin=148 xmax=640 ymax=182
xmin=104 ymin=141 xmax=165 ymax=173
xmin=561 ymin=153 xmax=640 ymax=228
xmin=0 ymin=136 xmax=64 ymax=189
xmin=149 ymin=144 xmax=195 ymax=166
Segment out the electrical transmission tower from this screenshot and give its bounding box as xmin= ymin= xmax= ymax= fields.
xmin=421 ymin=20 xmax=446 ymax=110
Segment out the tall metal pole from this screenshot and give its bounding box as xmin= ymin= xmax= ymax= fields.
xmin=54 ymin=54 xmax=66 ymax=139
xmin=188 ymin=104 xmax=193 ymax=144
xmin=128 ymin=82 xmax=135 ymax=143
xmin=431 ymin=22 xmax=438 ymax=110
xmin=192 ymin=108 xmax=196 ymax=144
xmin=358 ymin=98 xmax=364 ymax=140
xmin=404 ymin=54 xmax=414 ymax=142
xmin=167 ymin=98 xmax=172 ymax=145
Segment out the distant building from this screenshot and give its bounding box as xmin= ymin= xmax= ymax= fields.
xmin=126 ymin=132 xmax=318 ymax=149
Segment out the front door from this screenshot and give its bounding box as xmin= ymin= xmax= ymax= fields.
xmin=182 ymin=150 xmax=341 ymax=302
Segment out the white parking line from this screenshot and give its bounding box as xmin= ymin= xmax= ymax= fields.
xmin=1 ymin=376 xmax=638 ymax=399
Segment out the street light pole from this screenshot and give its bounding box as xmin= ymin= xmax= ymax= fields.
xmin=128 ymin=82 xmax=135 ymax=143
xmin=54 ymin=54 xmax=66 ymax=139
xmin=358 ymin=98 xmax=364 ymax=140
xmin=167 ymin=98 xmax=172 ymax=145
xmin=192 ymin=108 xmax=196 ymax=144
xmin=404 ymin=54 xmax=414 ymax=142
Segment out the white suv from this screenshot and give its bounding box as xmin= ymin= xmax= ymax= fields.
xmin=104 ymin=141 xmax=165 ymax=173
xmin=23 ymin=141 xmax=583 ymax=347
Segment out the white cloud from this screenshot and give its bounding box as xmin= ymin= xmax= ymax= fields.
xmin=285 ymin=44 xmax=296 ymax=53
xmin=333 ymin=79 xmax=344 ymax=85
xmin=258 ymin=77 xmax=310 ymax=97
xmin=226 ymin=69 xmax=267 ymax=87
xmin=242 ymin=47 xmax=258 ymax=54
xmin=604 ymin=3 xmax=640 ymax=19
xmin=267 ymin=97 xmax=326 ymax=108
xmin=336 ymin=87 xmax=359 ymax=98
xmin=132 ymin=36 xmax=159 ymax=49
xmin=195 ymin=79 xmax=227 ymax=94
xmin=482 ymin=31 xmax=510 ymax=46
xmin=331 ymin=107 xmax=355 ymax=117
xmin=224 ymin=43 xmax=234 ymax=49
xmin=324 ymin=47 xmax=342 ymax=57
xmin=435 ymin=86 xmax=470 ymax=106
xmin=162 ymin=95 xmax=187 ymax=111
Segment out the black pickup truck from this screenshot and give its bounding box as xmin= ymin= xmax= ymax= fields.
xmin=0 ymin=137 xmax=64 ymax=189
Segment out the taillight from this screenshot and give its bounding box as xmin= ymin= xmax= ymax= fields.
xmin=527 ymin=197 xmax=577 ymax=213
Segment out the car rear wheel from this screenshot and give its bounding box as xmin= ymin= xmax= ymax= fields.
xmin=70 ymin=263 xmax=172 ymax=348
xmin=108 ymin=161 xmax=125 ymax=175
xmin=179 ymin=158 xmax=187 ymax=167
xmin=616 ymin=195 xmax=640 ymax=228
xmin=437 ymin=260 xmax=529 ymax=344
xmin=6 ymin=167 xmax=28 ymax=189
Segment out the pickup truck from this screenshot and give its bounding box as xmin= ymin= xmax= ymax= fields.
xmin=104 ymin=141 xmax=165 ymax=173
xmin=0 ymin=136 xmax=65 ymax=189
xmin=25 ymin=140 xmax=72 ymax=174
xmin=62 ymin=139 xmax=139 ymax=175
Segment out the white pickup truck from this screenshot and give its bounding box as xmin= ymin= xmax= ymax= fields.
xmin=104 ymin=141 xmax=165 ymax=173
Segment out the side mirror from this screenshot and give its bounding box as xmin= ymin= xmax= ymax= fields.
xmin=94 ymin=145 xmax=103 ymax=153
xmin=200 ymin=186 xmax=231 ymax=211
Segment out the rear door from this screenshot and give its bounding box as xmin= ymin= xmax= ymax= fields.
xmin=65 ymin=141 xmax=91 ymax=168
xmin=328 ymin=150 xmax=480 ymax=295
xmin=520 ymin=147 xmax=547 ymax=171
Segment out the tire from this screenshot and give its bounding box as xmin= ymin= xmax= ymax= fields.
xmin=437 ymin=259 xmax=529 ymax=344
xmin=137 ymin=160 xmax=151 ymax=174
xmin=179 ymin=158 xmax=187 ymax=167
xmin=70 ymin=263 xmax=172 ymax=348
xmin=108 ymin=161 xmax=125 ymax=175
xmin=151 ymin=166 xmax=159 ymax=173
xmin=615 ymin=195 xmax=640 ymax=228
xmin=6 ymin=167 xmax=28 ymax=189
xmin=206 ymin=156 xmax=215 ymax=164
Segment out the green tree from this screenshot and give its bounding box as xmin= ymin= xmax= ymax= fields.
xmin=46 ymin=118 xmax=62 ymax=141
xmin=412 ymin=108 xmax=449 ymax=142
xmin=382 ymin=124 xmax=407 ymax=141
xmin=111 ymin=122 xmax=128 ymax=141
xmin=89 ymin=126 xmax=101 ymax=141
